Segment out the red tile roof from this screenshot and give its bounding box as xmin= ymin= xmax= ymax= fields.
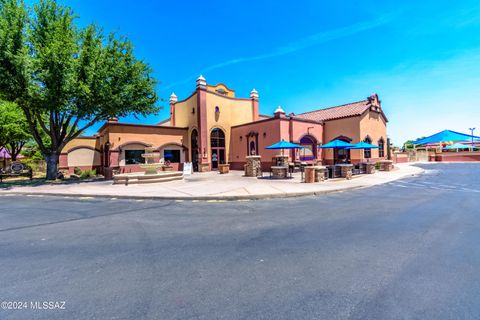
xmin=296 ymin=100 xmax=372 ymax=122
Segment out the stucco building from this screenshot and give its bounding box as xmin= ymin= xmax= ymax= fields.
xmin=60 ymin=76 xmax=388 ymax=177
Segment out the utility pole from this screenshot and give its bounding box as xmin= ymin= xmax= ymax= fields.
xmin=469 ymin=128 xmax=475 ymax=152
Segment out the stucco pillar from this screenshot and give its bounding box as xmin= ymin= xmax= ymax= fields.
xmin=110 ymin=150 xmax=120 ymax=168
xmin=196 ymin=75 xmax=210 ymax=171
xmin=250 ymin=89 xmax=259 ymax=122
xmin=59 ymin=153 xmax=68 ymax=170
xmin=169 ymin=92 xmax=177 ymax=126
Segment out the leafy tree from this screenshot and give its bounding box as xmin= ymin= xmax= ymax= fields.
xmin=0 ymin=100 xmax=31 ymax=161
xmin=403 ymin=137 xmax=426 ymax=149
xmin=0 ymin=0 xmax=158 ymax=179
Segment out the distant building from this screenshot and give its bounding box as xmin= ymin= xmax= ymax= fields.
xmin=61 ymin=76 xmax=388 ymax=176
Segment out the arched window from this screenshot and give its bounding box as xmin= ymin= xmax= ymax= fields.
xmin=299 ymin=135 xmax=316 ymax=161
xmin=364 ymin=136 xmax=372 ymax=159
xmin=210 ymin=128 xmax=225 ymax=148
xmin=250 ymin=141 xmax=256 ymax=155
xmin=210 ymin=128 xmax=226 ymax=169
xmin=378 ymin=137 xmax=385 ymax=158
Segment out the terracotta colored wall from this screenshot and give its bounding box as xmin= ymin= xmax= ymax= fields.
xmin=323 ymin=117 xmax=361 ymax=162
xmin=434 ymin=152 xmax=480 ymax=162
xmin=289 ymin=120 xmax=324 ymax=161
xmin=205 ymin=91 xmax=254 ymax=164
xmin=106 ymin=125 xmax=188 ymax=152
xmin=230 ymin=119 xmax=282 ymax=169
xmin=359 ymin=111 xmax=388 ymax=159
xmin=229 ymin=118 xmax=323 ymax=169
xmin=394 ymin=152 xmax=409 ymax=163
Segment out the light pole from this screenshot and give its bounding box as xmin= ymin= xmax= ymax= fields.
xmin=469 ymin=127 xmax=475 ymax=152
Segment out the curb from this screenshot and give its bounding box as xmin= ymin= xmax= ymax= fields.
xmin=0 ymin=166 xmax=424 ymax=201
xmin=0 ymin=185 xmax=368 ymax=201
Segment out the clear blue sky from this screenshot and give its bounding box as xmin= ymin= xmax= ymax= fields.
xmin=65 ymin=0 xmax=480 ymax=145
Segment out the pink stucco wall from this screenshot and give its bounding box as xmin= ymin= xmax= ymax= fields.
xmin=230 ymin=117 xmax=323 ymax=170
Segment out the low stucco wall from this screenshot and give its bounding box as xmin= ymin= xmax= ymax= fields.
xmin=433 ymin=152 xmax=480 ymax=162
xmin=393 ymin=152 xmax=409 ymax=164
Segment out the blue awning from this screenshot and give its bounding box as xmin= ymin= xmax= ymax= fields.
xmin=413 ymin=130 xmax=480 ymax=145
xmin=347 ymin=142 xmax=379 ymax=149
xmin=319 ymin=139 xmax=355 ymax=149
xmin=265 ymin=140 xmax=305 ymax=149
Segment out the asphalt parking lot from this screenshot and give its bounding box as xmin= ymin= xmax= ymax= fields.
xmin=1 ymin=163 xmax=479 ymax=319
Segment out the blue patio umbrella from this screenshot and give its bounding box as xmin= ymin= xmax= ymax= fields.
xmin=265 ymin=139 xmax=304 ymax=155
xmin=346 ymin=141 xmax=379 ymax=162
xmin=319 ymin=139 xmax=355 ymax=149
xmin=347 ymin=141 xmax=379 ymax=149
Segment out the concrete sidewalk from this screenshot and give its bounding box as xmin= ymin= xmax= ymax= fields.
xmin=0 ymin=163 xmax=423 ymax=200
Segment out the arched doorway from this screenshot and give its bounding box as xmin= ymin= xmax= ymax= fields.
xmin=191 ymin=129 xmax=199 ymax=172
xmin=333 ymin=136 xmax=352 ymax=164
xmin=299 ymin=135 xmax=317 ymax=161
xmin=210 ymin=128 xmax=225 ymax=170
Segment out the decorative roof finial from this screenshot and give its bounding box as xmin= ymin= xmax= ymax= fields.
xmin=250 ymin=88 xmax=259 ymax=100
xmin=169 ymin=92 xmax=178 ymax=103
xmin=196 ymin=75 xmax=207 ymax=88
xmin=274 ymin=105 xmax=285 ymax=115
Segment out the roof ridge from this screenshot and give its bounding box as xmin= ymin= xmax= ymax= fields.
xmin=297 ymin=99 xmax=370 ymax=115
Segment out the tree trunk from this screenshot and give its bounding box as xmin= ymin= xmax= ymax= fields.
xmin=45 ymin=153 xmax=60 ymax=180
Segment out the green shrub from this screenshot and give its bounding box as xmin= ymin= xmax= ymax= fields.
xmin=375 ymin=162 xmax=381 ymax=170
xmin=79 ymin=169 xmax=96 ymax=179
xmin=74 ymin=167 xmax=82 ymax=175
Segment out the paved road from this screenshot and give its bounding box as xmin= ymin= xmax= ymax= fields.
xmin=0 ymin=163 xmax=479 ymax=320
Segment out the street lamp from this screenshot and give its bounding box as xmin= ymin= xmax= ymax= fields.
xmin=469 ymin=127 xmax=476 ymax=152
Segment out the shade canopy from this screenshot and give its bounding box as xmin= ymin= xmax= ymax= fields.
xmin=413 ymin=130 xmax=480 ymax=145
xmin=0 ymin=147 xmax=11 ymax=159
xmin=265 ymin=139 xmax=305 ymax=150
xmin=319 ymin=139 xmax=355 ymax=149
xmin=347 ymin=141 xmax=379 ymax=149
xmin=443 ymin=143 xmax=471 ymax=150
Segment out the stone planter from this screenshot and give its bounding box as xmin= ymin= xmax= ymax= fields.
xmin=199 ymin=162 xmax=210 ymax=172
xmin=365 ymin=163 xmax=376 ymax=174
xmin=379 ymin=160 xmax=393 ymax=172
xmin=218 ymin=164 xmax=230 ymax=174
xmin=337 ymin=164 xmax=354 ymax=180
xmin=162 ymin=165 xmax=173 ymax=172
xmin=245 ymin=156 xmax=262 ymax=177
xmin=304 ymin=167 xmax=316 ymax=183
xmin=271 ymin=166 xmax=288 ymax=179
xmin=314 ymin=166 xmax=327 ymax=182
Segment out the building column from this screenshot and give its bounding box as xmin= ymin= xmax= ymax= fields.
xmin=250 ymin=88 xmax=259 ymax=122
xmin=59 ymin=152 xmax=68 ymax=171
xmin=196 ymin=75 xmax=210 ymax=171
xmin=169 ymin=92 xmax=177 ymax=126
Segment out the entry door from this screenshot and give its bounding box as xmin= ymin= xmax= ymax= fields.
xmin=211 ymin=148 xmax=225 ymax=169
